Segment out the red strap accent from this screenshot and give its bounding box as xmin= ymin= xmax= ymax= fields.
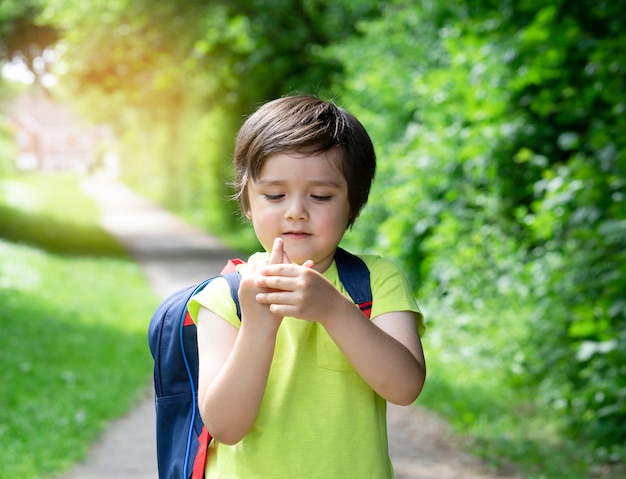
xmin=182 ymin=311 xmax=194 ymax=327
xmin=359 ymin=301 xmax=372 ymax=319
xmin=221 ymin=259 xmax=245 ymax=274
xmin=192 ymin=427 xmax=212 ymax=479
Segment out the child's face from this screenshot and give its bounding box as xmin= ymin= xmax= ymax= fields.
xmin=246 ymin=151 xmax=351 ymax=272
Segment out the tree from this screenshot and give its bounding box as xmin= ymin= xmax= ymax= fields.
xmin=44 ymin=0 xmax=382 ymax=231
xmin=0 ymin=1 xmax=58 ymax=83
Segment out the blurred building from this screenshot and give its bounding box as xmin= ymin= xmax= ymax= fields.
xmin=5 ymin=88 xmax=116 ymax=175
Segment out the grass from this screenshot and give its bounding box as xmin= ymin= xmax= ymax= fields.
xmin=0 ymin=173 xmax=160 ymax=479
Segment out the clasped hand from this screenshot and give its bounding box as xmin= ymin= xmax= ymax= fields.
xmin=238 ymin=238 xmax=344 ymax=327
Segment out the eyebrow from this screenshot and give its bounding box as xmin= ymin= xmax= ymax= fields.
xmin=255 ymin=178 xmax=344 ymax=188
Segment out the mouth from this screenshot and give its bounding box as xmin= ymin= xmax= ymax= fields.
xmin=283 ymin=231 xmax=311 ymax=239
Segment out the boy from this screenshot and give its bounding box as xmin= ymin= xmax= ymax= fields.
xmin=187 ymin=94 xmax=426 ymax=478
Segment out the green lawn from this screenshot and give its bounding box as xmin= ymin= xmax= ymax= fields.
xmin=0 ymin=173 xmax=160 ymax=478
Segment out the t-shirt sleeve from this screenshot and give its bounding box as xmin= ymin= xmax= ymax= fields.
xmin=363 ymin=256 xmax=425 ymax=334
xmin=187 ymin=276 xmax=241 ymax=329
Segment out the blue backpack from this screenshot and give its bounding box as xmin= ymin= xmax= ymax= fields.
xmin=148 ymin=247 xmax=372 ymax=479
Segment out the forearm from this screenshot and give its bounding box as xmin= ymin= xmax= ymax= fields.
xmin=199 ymin=323 xmax=277 ymax=445
xmin=323 ymin=300 xmax=426 ymax=405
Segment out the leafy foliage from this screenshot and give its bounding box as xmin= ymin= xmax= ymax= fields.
xmin=40 ymin=0 xmax=382 ymax=232
xmin=0 ymin=0 xmax=58 ymax=82
xmin=335 ymin=0 xmax=626 ymax=466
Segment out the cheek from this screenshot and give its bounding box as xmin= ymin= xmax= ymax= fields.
xmin=320 ymin=205 xmax=350 ymax=231
xmin=250 ymin=203 xmax=275 ymax=220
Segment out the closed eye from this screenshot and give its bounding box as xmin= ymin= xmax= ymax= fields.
xmin=264 ymin=194 xmax=284 ymax=201
xmin=311 ymin=195 xmax=332 ymax=201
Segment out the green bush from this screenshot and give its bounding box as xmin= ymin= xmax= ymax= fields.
xmin=332 ymin=0 xmax=626 ymax=475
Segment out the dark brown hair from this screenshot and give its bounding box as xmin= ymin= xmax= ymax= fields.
xmin=234 ymin=94 xmax=376 ymax=227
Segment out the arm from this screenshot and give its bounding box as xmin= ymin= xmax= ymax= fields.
xmin=196 ymin=251 xmax=286 ymax=445
xmin=196 ymin=304 xmax=278 ymax=445
xmin=323 ymin=302 xmax=425 ymax=405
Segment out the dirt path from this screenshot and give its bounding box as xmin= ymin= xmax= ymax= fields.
xmin=56 ymin=177 xmax=519 ymax=479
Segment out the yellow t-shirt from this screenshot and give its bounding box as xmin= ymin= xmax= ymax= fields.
xmin=188 ymin=253 xmax=423 ymax=478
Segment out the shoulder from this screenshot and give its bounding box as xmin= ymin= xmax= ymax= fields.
xmin=193 ymin=275 xmax=231 ymax=301
xmin=187 ymin=276 xmax=237 ymax=325
xmin=357 ymin=254 xmax=408 ymax=283
xmin=354 ymin=253 xmax=424 ymax=331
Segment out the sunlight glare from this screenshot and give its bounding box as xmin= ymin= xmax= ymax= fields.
xmin=2 ymin=58 xmax=35 ymax=84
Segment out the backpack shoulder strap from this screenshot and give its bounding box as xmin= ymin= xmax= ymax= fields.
xmin=223 ymin=271 xmax=242 ymax=319
xmin=334 ymin=247 xmax=373 ymax=318
xmin=219 ymin=259 xmax=244 ymax=320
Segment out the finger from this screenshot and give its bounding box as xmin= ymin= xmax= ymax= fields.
xmin=255 ymin=273 xmax=292 ymax=291
xmin=257 ymin=264 xmax=303 ymax=281
xmin=268 ymin=238 xmax=284 ymax=264
xmin=302 ymin=259 xmax=314 ymax=268
xmin=282 ymin=249 xmax=291 ymax=264
xmin=256 ymin=291 xmax=293 ymax=305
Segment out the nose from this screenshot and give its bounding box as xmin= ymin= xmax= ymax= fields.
xmin=285 ymin=196 xmax=308 ymax=220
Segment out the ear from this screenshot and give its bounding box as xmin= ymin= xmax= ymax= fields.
xmin=245 ymin=210 xmax=252 ymax=219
